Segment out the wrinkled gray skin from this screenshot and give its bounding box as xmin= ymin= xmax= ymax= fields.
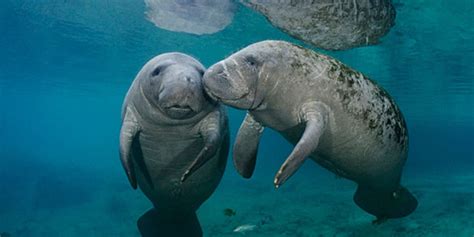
xmin=145 ymin=0 xmax=237 ymax=35
xmin=241 ymin=0 xmax=396 ymax=50
xmin=203 ymin=41 xmax=417 ymax=221
xmin=120 ymin=53 xmax=229 ymax=217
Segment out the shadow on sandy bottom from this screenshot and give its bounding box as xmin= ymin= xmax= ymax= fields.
xmin=0 ymin=172 xmax=473 ymax=237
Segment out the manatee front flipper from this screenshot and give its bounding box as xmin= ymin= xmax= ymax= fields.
xmin=181 ymin=109 xmax=225 ymax=182
xmin=233 ymin=113 xmax=264 ymax=178
xmin=119 ymin=106 xmax=141 ymax=189
xmin=274 ymin=102 xmax=328 ymax=188
xmin=137 ymin=209 xmax=202 ymax=237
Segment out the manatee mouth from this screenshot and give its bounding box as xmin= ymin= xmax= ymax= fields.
xmin=165 ymin=104 xmax=194 ymax=113
xmin=203 ymin=85 xmax=220 ymax=102
xmin=204 ymin=84 xmax=250 ymax=104
xmin=162 ymin=104 xmax=197 ymax=119
xmin=203 ymin=72 xmax=250 ymax=104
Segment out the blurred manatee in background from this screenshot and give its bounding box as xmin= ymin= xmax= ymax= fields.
xmin=241 ymin=0 xmax=396 ymax=50
xmin=145 ymin=0 xmax=237 ymax=35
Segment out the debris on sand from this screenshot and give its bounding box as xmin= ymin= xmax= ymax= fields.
xmin=233 ymin=224 xmax=257 ymax=234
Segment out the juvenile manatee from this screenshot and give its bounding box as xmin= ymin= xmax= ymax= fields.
xmin=119 ymin=53 xmax=229 ymax=236
xmin=145 ymin=0 xmax=237 ymax=35
xmin=241 ymin=0 xmax=396 ymax=50
xmin=201 ymin=40 xmax=417 ymax=222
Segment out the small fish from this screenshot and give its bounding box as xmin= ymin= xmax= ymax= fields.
xmin=223 ymin=208 xmax=236 ymax=217
xmin=233 ymin=224 xmax=257 ymax=234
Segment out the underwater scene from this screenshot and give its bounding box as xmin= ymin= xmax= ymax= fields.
xmin=0 ymin=0 xmax=473 ymax=236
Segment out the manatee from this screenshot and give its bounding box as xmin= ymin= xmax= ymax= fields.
xmin=119 ymin=53 xmax=229 ymax=236
xmin=241 ymin=0 xmax=396 ymax=50
xmin=145 ymin=0 xmax=237 ymax=35
xmin=201 ymin=40 xmax=417 ymax=222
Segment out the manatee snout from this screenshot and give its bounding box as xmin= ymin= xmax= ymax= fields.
xmin=203 ymin=61 xmax=252 ymax=108
xmin=159 ymin=74 xmax=205 ymax=119
xmin=203 ymin=63 xmax=228 ymax=100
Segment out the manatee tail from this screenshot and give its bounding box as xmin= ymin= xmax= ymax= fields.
xmin=353 ymin=185 xmax=418 ymax=223
xmin=137 ymin=209 xmax=202 ymax=237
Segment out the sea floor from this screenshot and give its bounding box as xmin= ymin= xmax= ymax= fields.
xmin=1 ymin=166 xmax=473 ymax=237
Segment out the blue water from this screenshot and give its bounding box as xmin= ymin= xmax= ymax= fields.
xmin=1 ymin=1 xmax=473 ymax=236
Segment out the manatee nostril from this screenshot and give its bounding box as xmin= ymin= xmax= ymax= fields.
xmin=217 ymin=71 xmax=227 ymax=79
xmin=211 ymin=63 xmax=225 ymax=76
xmin=185 ymin=77 xmax=191 ymax=82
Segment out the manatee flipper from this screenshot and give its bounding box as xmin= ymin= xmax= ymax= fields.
xmin=274 ymin=102 xmax=328 ymax=187
xmin=137 ymin=209 xmax=202 ymax=237
xmin=130 ymin=137 xmax=155 ymax=189
xmin=181 ymin=110 xmax=224 ymax=182
xmin=233 ymin=113 xmax=264 ymax=178
xmin=353 ymin=185 xmax=418 ymax=222
xmin=120 ymin=106 xmax=141 ymax=189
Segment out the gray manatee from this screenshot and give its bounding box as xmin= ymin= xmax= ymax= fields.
xmin=241 ymin=0 xmax=396 ymax=50
xmin=119 ymin=53 xmax=229 ymax=236
xmin=145 ymin=0 xmax=237 ymax=35
xmin=201 ymin=40 xmax=417 ymax=222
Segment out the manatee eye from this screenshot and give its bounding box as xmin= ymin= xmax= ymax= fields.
xmin=245 ymin=56 xmax=258 ymax=67
xmin=152 ymin=66 xmax=163 ymax=77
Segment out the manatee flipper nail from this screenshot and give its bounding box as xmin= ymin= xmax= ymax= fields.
xmin=119 ymin=106 xmax=140 ymax=189
xmin=274 ymin=104 xmax=327 ymax=187
xmin=233 ymin=113 xmax=264 ymax=178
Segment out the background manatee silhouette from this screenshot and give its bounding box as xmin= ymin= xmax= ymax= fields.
xmin=145 ymin=0 xmax=237 ymax=35
xmin=241 ymin=0 xmax=396 ymax=50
